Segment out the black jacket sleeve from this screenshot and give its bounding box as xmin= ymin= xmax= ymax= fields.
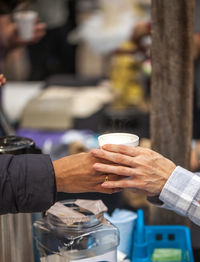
xmin=0 ymin=154 xmax=56 ymax=214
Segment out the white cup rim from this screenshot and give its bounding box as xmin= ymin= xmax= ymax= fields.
xmin=13 ymin=10 xmax=38 ymax=20
xmin=98 ymin=133 xmax=139 ymax=147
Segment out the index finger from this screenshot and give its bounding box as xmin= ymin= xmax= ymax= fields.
xmin=102 ymin=144 xmax=145 ymax=157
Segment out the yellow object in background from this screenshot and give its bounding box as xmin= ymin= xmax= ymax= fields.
xmin=110 ymin=41 xmax=145 ymax=109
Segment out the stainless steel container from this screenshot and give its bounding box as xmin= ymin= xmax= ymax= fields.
xmin=34 ymin=200 xmax=119 ymax=262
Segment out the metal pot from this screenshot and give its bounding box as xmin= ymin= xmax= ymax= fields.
xmin=0 ymin=135 xmax=41 ymax=154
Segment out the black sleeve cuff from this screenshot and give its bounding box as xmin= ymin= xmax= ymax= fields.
xmin=8 ymin=154 xmax=56 ymax=213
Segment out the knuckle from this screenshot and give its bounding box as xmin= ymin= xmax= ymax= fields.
xmin=144 ymin=148 xmax=153 ymax=156
xmin=133 ymin=156 xmax=142 ymax=167
xmin=126 ymin=157 xmax=133 ymax=166
xmin=118 ymin=166 xmax=126 ymax=174
xmin=115 ymin=153 xmax=123 ymax=162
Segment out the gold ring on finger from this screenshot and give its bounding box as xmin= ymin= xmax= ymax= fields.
xmin=104 ymin=175 xmax=109 ymax=182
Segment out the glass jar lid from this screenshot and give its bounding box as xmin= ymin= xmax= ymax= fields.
xmin=46 ymin=200 xmax=102 ymax=233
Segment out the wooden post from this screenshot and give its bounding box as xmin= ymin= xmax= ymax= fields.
xmin=150 ymin=0 xmax=194 ymax=224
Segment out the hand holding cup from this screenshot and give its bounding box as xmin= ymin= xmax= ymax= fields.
xmin=92 ymin=133 xmax=176 ymax=196
xmin=13 ymin=10 xmax=45 ymax=43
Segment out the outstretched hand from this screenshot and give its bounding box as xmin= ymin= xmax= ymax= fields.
xmin=91 ymin=145 xmax=176 ymax=196
xmin=53 ymin=152 xmax=123 ymax=194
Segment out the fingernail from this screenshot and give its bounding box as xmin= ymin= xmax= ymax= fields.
xmin=102 ymin=182 xmax=109 ymax=187
xmin=93 ymin=163 xmax=100 ymax=169
xmin=91 ymin=149 xmax=98 ymax=155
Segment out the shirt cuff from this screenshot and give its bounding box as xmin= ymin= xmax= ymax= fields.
xmin=159 ymin=166 xmax=200 ymax=217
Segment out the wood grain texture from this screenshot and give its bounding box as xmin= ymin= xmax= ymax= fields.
xmin=151 ymin=0 xmax=194 ymax=168
xmin=150 ymin=0 xmax=194 ymax=225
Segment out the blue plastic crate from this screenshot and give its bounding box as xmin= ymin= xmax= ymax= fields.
xmin=132 ymin=210 xmax=194 ymax=262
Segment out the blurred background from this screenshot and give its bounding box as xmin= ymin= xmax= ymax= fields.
xmin=0 ymin=0 xmax=200 ymax=260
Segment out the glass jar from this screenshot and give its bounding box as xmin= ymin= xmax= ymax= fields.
xmin=34 ymin=200 xmax=119 ymax=262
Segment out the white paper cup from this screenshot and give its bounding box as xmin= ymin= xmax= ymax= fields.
xmin=98 ymin=133 xmax=139 ymax=147
xmin=13 ymin=11 xmax=38 ymax=41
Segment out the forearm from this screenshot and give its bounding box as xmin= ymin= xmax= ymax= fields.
xmin=0 ymin=154 xmax=56 ymax=214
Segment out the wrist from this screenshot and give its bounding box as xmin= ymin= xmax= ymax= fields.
xmin=158 ymin=162 xmax=176 ymax=194
xmin=53 ymin=158 xmax=66 ymax=192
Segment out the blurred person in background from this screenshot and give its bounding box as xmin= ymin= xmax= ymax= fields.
xmin=0 ymin=14 xmax=45 ymax=53
xmin=0 ymin=8 xmax=46 ymax=134
xmin=0 ymin=2 xmax=46 ymax=80
xmin=28 ymin=0 xmax=77 ymax=80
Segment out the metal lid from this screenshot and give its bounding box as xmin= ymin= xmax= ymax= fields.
xmin=0 ymin=136 xmax=35 ymax=153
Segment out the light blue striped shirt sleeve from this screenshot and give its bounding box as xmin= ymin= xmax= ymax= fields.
xmin=159 ymin=166 xmax=200 ymax=226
